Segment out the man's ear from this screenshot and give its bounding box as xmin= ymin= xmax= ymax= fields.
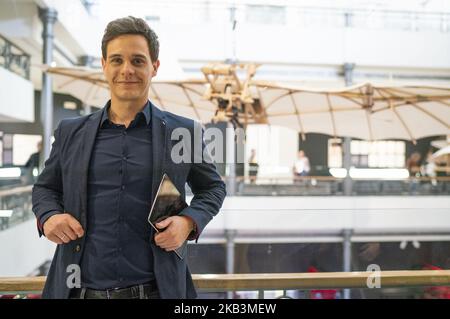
xmin=101 ymin=57 xmax=106 ymax=71
xmin=152 ymin=60 xmax=160 ymax=76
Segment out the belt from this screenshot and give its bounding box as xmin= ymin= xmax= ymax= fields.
xmin=70 ymin=281 xmax=158 ymax=299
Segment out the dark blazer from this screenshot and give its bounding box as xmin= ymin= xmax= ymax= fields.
xmin=32 ymin=102 xmax=226 ymax=299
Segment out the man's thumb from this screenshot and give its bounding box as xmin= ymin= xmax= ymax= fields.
xmin=156 ymin=217 xmax=172 ymax=228
xmin=67 ymin=214 xmax=84 ymax=237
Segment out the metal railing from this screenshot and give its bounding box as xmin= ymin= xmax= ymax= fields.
xmin=0 ymin=34 xmax=31 ymax=79
xmin=1 ymin=175 xmax=448 ymax=232
xmin=0 ymin=185 xmax=33 ymax=231
xmin=0 ymin=270 xmax=449 ymax=298
xmin=221 ymin=175 xmax=450 ymax=196
xmin=107 ymin=2 xmax=450 ymax=33
xmin=296 ymin=7 xmax=450 ymax=33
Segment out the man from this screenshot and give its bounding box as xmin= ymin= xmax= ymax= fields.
xmin=32 ymin=16 xmax=226 ymax=299
xmin=293 ymin=150 xmax=310 ymax=179
xmin=406 ymin=151 xmax=421 ymax=194
xmin=25 ymin=141 xmax=42 ymax=171
xmin=23 ymin=141 xmax=42 ymax=184
xmin=248 ymin=149 xmax=258 ymax=184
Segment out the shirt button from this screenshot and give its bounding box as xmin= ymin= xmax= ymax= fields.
xmin=122 ymin=156 xmax=127 ymax=161
xmin=74 ymin=245 xmax=81 ymax=252
xmin=121 ymin=185 xmax=125 ymax=190
xmin=123 ymin=131 xmax=127 ymax=135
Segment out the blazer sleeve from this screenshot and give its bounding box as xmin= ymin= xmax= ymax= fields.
xmin=32 ymin=122 xmax=64 ymax=237
xmin=179 ymin=125 xmax=226 ymax=242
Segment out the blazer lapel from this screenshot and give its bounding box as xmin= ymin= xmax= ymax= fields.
xmin=151 ymin=102 xmax=167 ymax=201
xmin=79 ymin=107 xmax=104 ymax=224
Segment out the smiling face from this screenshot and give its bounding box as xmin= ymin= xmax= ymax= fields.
xmin=102 ymin=34 xmax=160 ymax=105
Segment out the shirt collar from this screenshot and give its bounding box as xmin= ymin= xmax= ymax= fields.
xmin=101 ymin=100 xmax=151 ymax=126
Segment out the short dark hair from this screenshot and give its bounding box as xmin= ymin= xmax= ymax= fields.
xmin=101 ymin=16 xmax=159 ymax=62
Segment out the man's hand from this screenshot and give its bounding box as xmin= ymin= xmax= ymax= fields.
xmin=43 ymin=213 xmax=84 ymax=244
xmin=154 ymin=216 xmax=194 ymax=252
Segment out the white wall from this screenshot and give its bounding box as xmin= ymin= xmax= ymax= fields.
xmin=0 ymin=67 xmax=34 ymax=123
xmin=202 ymin=196 xmax=450 ymax=235
xmin=37 ymin=0 xmax=103 ymax=57
xmin=168 ymin=23 xmax=450 ymax=73
xmin=245 ymin=124 xmax=298 ymax=179
xmin=0 ymin=219 xmax=55 ymax=277
xmin=235 ymin=27 xmax=450 ymax=69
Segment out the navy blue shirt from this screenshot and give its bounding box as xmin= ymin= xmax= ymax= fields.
xmin=80 ymin=101 xmax=155 ymax=290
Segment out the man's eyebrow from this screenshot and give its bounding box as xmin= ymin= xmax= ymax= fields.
xmin=107 ymin=54 xmax=148 ymax=60
xmin=132 ymin=54 xmax=148 ymax=59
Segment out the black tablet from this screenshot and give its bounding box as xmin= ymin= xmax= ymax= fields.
xmin=148 ymin=173 xmax=188 ymax=259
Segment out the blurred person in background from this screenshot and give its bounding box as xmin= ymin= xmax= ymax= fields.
xmin=22 ymin=141 xmax=42 ymax=184
xmin=422 ymin=149 xmax=436 ymax=178
xmin=248 ymin=149 xmax=259 ymax=184
xmin=406 ymin=152 xmax=422 ymax=194
xmin=293 ymin=150 xmax=310 ymax=183
xmin=406 ymin=152 xmax=422 ymax=177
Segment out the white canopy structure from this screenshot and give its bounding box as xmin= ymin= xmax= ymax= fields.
xmin=45 ymin=64 xmax=450 ymax=142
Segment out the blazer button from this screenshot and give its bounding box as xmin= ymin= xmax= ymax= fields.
xmin=74 ymin=245 xmax=81 ymax=252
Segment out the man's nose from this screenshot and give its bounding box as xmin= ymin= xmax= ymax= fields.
xmin=120 ymin=61 xmax=135 ymax=77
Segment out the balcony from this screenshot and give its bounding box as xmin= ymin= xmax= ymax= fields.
xmin=0 ymin=34 xmax=34 ymax=123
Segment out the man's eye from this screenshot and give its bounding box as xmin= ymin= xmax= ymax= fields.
xmin=133 ymin=59 xmax=144 ymax=65
xmin=111 ymin=58 xmax=122 ymax=64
